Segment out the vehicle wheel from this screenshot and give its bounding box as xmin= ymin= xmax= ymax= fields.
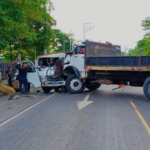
xmin=66 ymin=74 xmax=85 ymax=93
xmin=143 ymin=77 xmax=150 ymax=101
xmin=42 ymin=87 xmax=51 ymax=94
xmin=86 ymin=84 xmax=101 ymax=91
xmin=55 ymin=87 xmax=60 ymax=92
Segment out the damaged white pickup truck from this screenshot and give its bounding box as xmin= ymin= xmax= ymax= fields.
xmin=37 ymin=42 xmax=86 ymax=94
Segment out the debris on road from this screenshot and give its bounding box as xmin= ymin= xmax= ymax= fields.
xmin=8 ymin=95 xmax=20 ymax=100
xmin=112 ymin=84 xmax=125 ymax=91
xmin=21 ymin=95 xmax=36 ymax=98
xmin=0 ymin=83 xmax=16 ymax=95
xmin=8 ymin=94 xmax=37 ymax=100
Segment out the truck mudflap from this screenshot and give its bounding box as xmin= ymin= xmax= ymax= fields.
xmin=63 ymin=66 xmax=80 ymax=78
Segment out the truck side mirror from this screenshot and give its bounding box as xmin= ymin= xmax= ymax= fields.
xmin=64 ymin=61 xmax=70 ymax=65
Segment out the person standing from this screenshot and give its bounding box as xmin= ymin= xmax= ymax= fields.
xmin=16 ymin=62 xmax=31 ymax=94
xmin=6 ymin=67 xmax=13 ymax=86
xmin=22 ymin=62 xmax=31 ymax=94
xmin=0 ymin=68 xmax=2 ymax=83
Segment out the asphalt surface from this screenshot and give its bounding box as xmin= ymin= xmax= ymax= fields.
xmin=0 ymin=85 xmax=150 ymax=150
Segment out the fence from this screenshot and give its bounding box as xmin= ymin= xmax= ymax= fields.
xmin=0 ymin=61 xmax=17 ymax=80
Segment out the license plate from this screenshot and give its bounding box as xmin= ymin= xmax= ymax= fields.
xmin=53 ymin=81 xmax=58 ymax=85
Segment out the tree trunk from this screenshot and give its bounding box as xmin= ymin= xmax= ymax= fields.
xmin=9 ymin=42 xmax=12 ymax=62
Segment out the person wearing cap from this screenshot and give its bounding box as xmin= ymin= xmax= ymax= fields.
xmin=16 ymin=62 xmax=31 ymax=94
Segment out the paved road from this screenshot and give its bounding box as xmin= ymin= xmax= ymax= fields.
xmin=0 ymin=85 xmax=150 ymax=150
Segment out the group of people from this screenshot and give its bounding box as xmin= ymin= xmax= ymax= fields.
xmin=0 ymin=61 xmax=31 ymax=95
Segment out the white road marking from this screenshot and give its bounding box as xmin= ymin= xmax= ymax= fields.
xmin=0 ymin=94 xmax=55 ymax=127
xmin=77 ymin=93 xmax=93 ymax=110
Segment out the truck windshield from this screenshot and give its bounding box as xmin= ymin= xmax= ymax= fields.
xmin=75 ymin=46 xmax=85 ymax=54
xmin=38 ymin=58 xmax=59 ymax=67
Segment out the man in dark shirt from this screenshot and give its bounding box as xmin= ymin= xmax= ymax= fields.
xmin=6 ymin=67 xmax=13 ymax=87
xmin=16 ymin=62 xmax=31 ymax=94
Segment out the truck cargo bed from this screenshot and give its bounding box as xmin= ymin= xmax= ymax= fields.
xmin=85 ymin=41 xmax=150 ymax=71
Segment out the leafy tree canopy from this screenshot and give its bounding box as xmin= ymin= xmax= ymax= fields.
xmin=129 ymin=17 xmax=150 ymax=56
xmin=142 ymin=17 xmax=150 ymax=37
xmin=0 ymin=0 xmax=56 ymax=61
xmin=52 ymin=29 xmax=74 ymax=52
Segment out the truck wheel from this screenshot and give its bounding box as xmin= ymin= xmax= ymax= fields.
xmin=42 ymin=87 xmax=51 ymax=94
xmin=66 ymin=74 xmax=85 ymax=93
xmin=86 ymin=84 xmax=101 ymax=91
xmin=143 ymin=77 xmax=150 ymax=101
xmin=55 ymin=87 xmax=59 ymax=92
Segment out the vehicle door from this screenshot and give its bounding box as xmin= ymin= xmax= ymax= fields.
xmin=26 ymin=60 xmax=41 ymax=87
xmin=67 ymin=46 xmax=85 ymax=77
xmin=70 ymin=46 xmax=85 ymax=71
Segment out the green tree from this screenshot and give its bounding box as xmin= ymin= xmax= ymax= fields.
xmin=129 ymin=17 xmax=150 ymax=56
xmin=142 ymin=17 xmax=150 ymax=37
xmin=128 ymin=38 xmax=150 ymax=56
xmin=128 ymin=48 xmax=139 ymax=56
xmin=0 ymin=0 xmax=56 ymax=61
xmin=0 ymin=0 xmax=30 ymax=61
xmin=53 ymin=29 xmax=74 ymax=52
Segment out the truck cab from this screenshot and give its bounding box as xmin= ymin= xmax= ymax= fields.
xmin=36 ymin=42 xmax=87 ymax=93
xmin=64 ymin=42 xmax=86 ymax=78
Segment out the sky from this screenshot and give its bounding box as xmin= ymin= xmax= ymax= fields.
xmin=51 ymin=0 xmax=150 ymax=51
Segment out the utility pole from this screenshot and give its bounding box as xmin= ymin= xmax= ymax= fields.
xmin=70 ymin=30 xmax=72 ymax=52
xmin=35 ymin=47 xmax=36 ymax=65
xmin=63 ymin=40 xmax=66 ymax=52
xmin=9 ymin=42 xmax=12 ymax=62
xmin=83 ymin=23 xmax=85 ymax=40
xmin=44 ymin=3 xmax=47 ymax=55
xmin=83 ymin=23 xmax=94 ymax=40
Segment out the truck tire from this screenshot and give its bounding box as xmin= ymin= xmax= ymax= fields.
xmin=42 ymin=87 xmax=51 ymax=94
xmin=86 ymin=84 xmax=101 ymax=91
xmin=55 ymin=87 xmax=59 ymax=92
xmin=66 ymin=74 xmax=85 ymax=93
xmin=143 ymin=77 xmax=150 ymax=101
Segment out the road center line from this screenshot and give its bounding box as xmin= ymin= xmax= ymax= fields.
xmin=130 ymin=101 xmax=150 ymax=136
xmin=0 ymin=94 xmax=55 ymax=127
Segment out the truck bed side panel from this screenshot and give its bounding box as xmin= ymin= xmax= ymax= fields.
xmin=85 ymin=56 xmax=150 ymax=66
